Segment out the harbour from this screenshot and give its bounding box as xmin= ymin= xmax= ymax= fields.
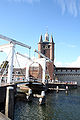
xmin=14 ymin=87 xmax=80 ymax=120
xmin=0 ymin=80 xmax=78 ymax=120
xmin=0 ymin=33 xmax=79 ymax=120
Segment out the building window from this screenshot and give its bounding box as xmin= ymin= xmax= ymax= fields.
xmin=12 ymin=72 xmax=14 ymax=74
xmin=76 ymin=70 xmax=77 ymax=72
xmin=16 ymin=71 xmax=21 ymax=74
xmin=16 ymin=78 xmax=20 ymax=81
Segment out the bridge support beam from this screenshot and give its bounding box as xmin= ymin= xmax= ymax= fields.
xmin=7 ymin=44 xmax=15 ymax=83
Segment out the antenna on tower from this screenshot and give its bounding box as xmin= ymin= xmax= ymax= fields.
xmin=46 ymin=26 xmax=48 ymax=33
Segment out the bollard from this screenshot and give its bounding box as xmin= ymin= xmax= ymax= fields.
xmin=65 ymin=86 xmax=68 ymax=94
xmin=0 ymin=79 xmax=1 ymax=85
xmin=52 ymin=80 xmax=54 ymax=83
xmin=5 ymin=86 xmax=14 ymax=120
xmin=28 ymin=89 xmax=32 ymax=95
xmin=66 ymin=86 xmax=68 ymax=90
xmin=39 ymin=91 xmax=46 ymax=105
xmin=26 ymin=89 xmax=32 ymax=102
xmin=41 ymin=91 xmax=45 ymax=97
xmin=56 ymin=86 xmax=59 ymax=93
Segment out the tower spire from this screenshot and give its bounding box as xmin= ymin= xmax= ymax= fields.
xmin=50 ymin=35 xmax=53 ymax=43
xmin=39 ymin=34 xmax=43 ymax=42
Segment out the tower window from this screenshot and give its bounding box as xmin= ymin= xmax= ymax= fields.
xmin=43 ymin=46 xmax=45 ymax=48
xmin=43 ymin=50 xmax=46 ymax=54
xmin=46 ymin=66 xmax=47 ymax=70
xmin=48 ymin=45 xmax=50 ymax=48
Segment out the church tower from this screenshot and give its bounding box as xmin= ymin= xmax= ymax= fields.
xmin=38 ymin=32 xmax=55 ymax=62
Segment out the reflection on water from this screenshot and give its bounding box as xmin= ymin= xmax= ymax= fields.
xmin=14 ymin=87 xmax=80 ymax=120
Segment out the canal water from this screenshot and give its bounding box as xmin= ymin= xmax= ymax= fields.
xmin=14 ymin=87 xmax=80 ymax=120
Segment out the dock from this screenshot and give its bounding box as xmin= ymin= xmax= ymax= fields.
xmin=0 ymin=80 xmax=78 ymax=119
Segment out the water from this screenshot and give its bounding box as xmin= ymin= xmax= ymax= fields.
xmin=14 ymin=87 xmax=80 ymax=120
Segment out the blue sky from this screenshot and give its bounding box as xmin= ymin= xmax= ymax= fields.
xmin=0 ymin=0 xmax=80 ymax=67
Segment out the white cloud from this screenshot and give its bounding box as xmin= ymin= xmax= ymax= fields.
xmin=55 ymin=0 xmax=79 ymax=17
xmin=58 ymin=42 xmax=76 ymax=48
xmin=55 ymin=61 xmax=63 ymax=67
xmin=67 ymin=44 xmax=76 ymax=48
xmin=8 ymin=0 xmax=40 ymax=3
xmin=55 ymin=56 xmax=80 ymax=67
xmin=57 ymin=0 xmax=66 ymax=15
xmin=68 ymin=56 xmax=80 ymax=67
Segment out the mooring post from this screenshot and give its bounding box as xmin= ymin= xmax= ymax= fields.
xmin=65 ymin=86 xmax=68 ymax=94
xmin=56 ymin=86 xmax=59 ymax=93
xmin=5 ymin=86 xmax=14 ymax=120
xmin=26 ymin=89 xmax=33 ymax=101
xmin=39 ymin=91 xmax=46 ymax=105
xmin=0 ymin=78 xmax=1 ymax=85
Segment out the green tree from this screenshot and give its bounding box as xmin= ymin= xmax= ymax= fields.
xmin=0 ymin=61 xmax=9 ymax=69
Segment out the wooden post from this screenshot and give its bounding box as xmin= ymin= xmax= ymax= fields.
xmin=65 ymin=86 xmax=68 ymax=94
xmin=56 ymin=86 xmax=59 ymax=93
xmin=39 ymin=91 xmax=46 ymax=105
xmin=26 ymin=89 xmax=32 ymax=102
xmin=0 ymin=78 xmax=1 ymax=85
xmin=5 ymin=86 xmax=14 ymax=120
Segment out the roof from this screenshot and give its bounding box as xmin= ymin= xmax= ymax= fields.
xmin=55 ymin=67 xmax=80 ymax=70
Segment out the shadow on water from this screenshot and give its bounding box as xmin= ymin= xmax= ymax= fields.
xmin=14 ymin=87 xmax=80 ymax=120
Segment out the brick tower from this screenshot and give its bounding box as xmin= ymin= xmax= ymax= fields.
xmin=38 ymin=32 xmax=55 ymax=80
xmin=38 ymin=32 xmax=55 ymax=62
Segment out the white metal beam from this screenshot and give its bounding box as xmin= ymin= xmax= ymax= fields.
xmin=0 ymin=34 xmax=31 ymax=49
xmin=16 ymin=52 xmax=32 ymax=61
xmin=34 ymin=49 xmax=53 ymax=62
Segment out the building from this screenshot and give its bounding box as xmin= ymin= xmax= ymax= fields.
xmin=38 ymin=32 xmax=80 ymax=86
xmin=38 ymin=32 xmax=55 ymax=62
xmin=38 ymin=32 xmax=55 ymax=80
xmin=55 ymin=67 xmax=80 ymax=85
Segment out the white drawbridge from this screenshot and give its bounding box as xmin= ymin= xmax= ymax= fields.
xmin=0 ymin=34 xmax=31 ymax=84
